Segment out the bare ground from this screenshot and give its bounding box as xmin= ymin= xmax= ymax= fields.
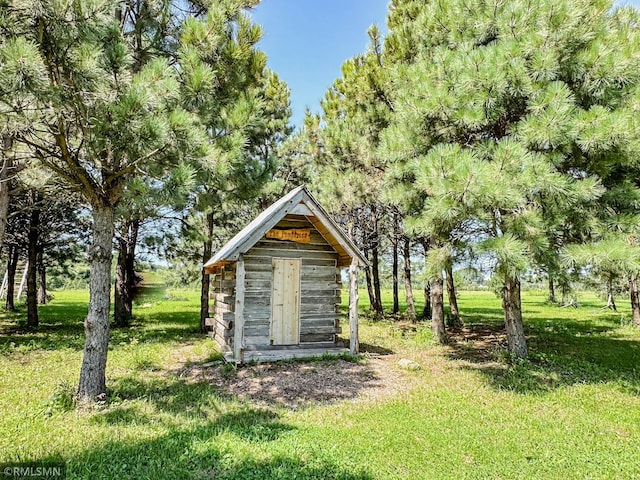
xmin=181 ymin=354 xmax=416 ymax=409
xmin=171 ymin=323 xmax=513 ymax=409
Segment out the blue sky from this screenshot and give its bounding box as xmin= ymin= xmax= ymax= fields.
xmin=251 ymin=0 xmax=389 ymax=130
xmin=252 ymin=0 xmax=640 ymax=131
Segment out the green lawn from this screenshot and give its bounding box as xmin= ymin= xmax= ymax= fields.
xmin=1 ymin=283 xmax=639 ymax=479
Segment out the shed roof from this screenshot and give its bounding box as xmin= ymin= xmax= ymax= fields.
xmin=204 ymin=185 xmax=368 ymax=271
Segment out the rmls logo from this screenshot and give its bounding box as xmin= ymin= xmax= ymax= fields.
xmin=1 ymin=462 xmax=66 ymax=480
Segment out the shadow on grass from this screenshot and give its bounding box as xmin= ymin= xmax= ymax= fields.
xmin=359 ymin=342 xmax=394 ymax=355
xmin=446 ymin=307 xmax=640 ymax=396
xmin=68 ymin=428 xmax=372 ymax=479
xmin=76 ymin=374 xmax=374 ymax=478
xmin=0 ymin=302 xmax=88 ymax=351
xmin=0 ymin=301 xmax=201 ymax=353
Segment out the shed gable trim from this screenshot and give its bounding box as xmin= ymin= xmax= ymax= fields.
xmin=204 ymin=186 xmax=368 ymax=271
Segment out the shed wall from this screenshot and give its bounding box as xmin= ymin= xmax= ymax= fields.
xmin=206 ymin=214 xmax=343 ymax=352
xmin=243 ymin=214 xmax=341 ymax=347
xmin=206 ymin=263 xmax=236 ymax=352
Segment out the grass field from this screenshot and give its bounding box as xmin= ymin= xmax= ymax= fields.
xmin=0 ymin=279 xmax=639 ymax=479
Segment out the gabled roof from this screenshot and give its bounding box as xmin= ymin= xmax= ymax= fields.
xmin=204 ymin=185 xmax=368 ymax=271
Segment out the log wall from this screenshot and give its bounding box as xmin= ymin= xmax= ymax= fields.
xmin=206 ymin=214 xmax=343 ymax=353
xmin=205 ymin=263 xmax=236 ymax=351
xmin=243 ymin=214 xmax=341 ymax=347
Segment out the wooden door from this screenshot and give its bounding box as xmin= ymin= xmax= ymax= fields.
xmin=271 ymin=257 xmax=301 ymax=345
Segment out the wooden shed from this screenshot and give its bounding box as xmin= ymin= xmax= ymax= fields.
xmin=204 ymin=185 xmax=368 ymax=363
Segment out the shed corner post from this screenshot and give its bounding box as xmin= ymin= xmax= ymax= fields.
xmin=349 ymin=257 xmax=359 ymax=355
xmin=234 ymin=255 xmax=246 ymax=364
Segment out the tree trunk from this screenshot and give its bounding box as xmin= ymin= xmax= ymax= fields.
xmin=114 ymin=217 xmax=139 ymax=327
xmin=200 ymin=212 xmax=214 ymax=333
xmin=630 ymin=274 xmax=640 ymax=328
xmin=5 ymin=245 xmax=18 ymax=311
xmin=403 ymin=236 xmax=416 ymax=321
xmin=0 ymin=141 xmax=11 ymax=249
xmin=423 ymin=281 xmax=432 ymax=320
xmin=502 ymin=274 xmax=528 ymax=359
xmin=431 ymin=273 xmax=446 ymax=344
xmin=370 ymin=208 xmax=383 ymax=317
xmin=363 ymin=249 xmax=377 ymax=314
xmin=561 ymin=284 xmax=569 ymax=305
xmin=421 ymin=239 xmax=431 ymax=319
xmin=445 ymin=262 xmax=461 ymax=327
xmin=605 ymin=283 xmax=617 ymax=311
xmin=548 ymin=276 xmax=556 ymax=303
xmin=113 ymin=221 xmax=129 ymax=327
xmin=77 ymin=204 xmax=115 ymax=404
xmin=37 ymin=250 xmax=47 ymax=304
xmin=125 ymin=218 xmax=139 ymax=315
xmin=26 ymin=201 xmax=40 ymax=327
xmin=392 ymin=212 xmax=400 ymax=314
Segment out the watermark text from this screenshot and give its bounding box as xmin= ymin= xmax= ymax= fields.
xmin=1 ymin=463 xmax=65 ymax=480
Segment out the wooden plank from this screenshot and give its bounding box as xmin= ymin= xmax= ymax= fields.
xmin=290 ymin=202 xmax=314 ymax=216
xmin=301 ymin=288 xmax=340 ymax=296
xmin=214 ymin=301 xmax=234 ymax=312
xmin=206 ymin=310 xmax=234 ymax=322
xmin=244 ymin=312 xmax=271 ymax=322
xmin=244 ymin=325 xmax=270 ymax=336
xmin=245 ymin=299 xmax=271 ymax=309
xmin=301 ymin=325 xmax=342 ymax=334
xmin=300 ymin=303 xmax=338 ymax=314
xmin=301 ymin=265 xmax=339 ymax=275
xmin=244 ymin=319 xmax=270 ymax=329
xmin=212 ymin=279 xmax=235 ymax=289
xmin=300 ymin=280 xmax=339 ymax=290
xmin=245 ymin=279 xmax=272 ymax=290
xmin=300 ymin=295 xmax=339 ymax=305
xmin=254 ymin=240 xmax=335 ymax=252
xmin=301 ymin=333 xmax=334 ymax=343
xmin=349 ymin=259 xmax=359 ymax=355
xmin=274 ymin=218 xmax=314 ymax=228
xmin=233 ymin=255 xmax=246 ymax=363
xmin=247 ymin=269 xmax=337 ymax=282
xmin=236 ymin=347 xmax=349 ymax=363
xmin=245 ymin=255 xmax=338 ymax=268
xmin=206 ymin=316 xmax=233 ymax=329
xmin=267 ymin=231 xmax=330 ymax=245
xmin=210 ymin=292 xmax=234 ymax=304
xmin=212 ymin=285 xmax=235 ymax=295
xmin=245 ymin=256 xmax=337 ymax=268
xmin=299 ymin=315 xmax=340 ymax=324
xmin=245 ymin=304 xmax=271 ymax=314
xmin=209 ymin=304 xmax=233 ymax=315
xmin=244 ymin=335 xmax=271 ymax=347
xmin=248 ymin=248 xmax=338 ymax=261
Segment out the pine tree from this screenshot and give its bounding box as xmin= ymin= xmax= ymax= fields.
xmin=380 ymin=0 xmax=639 ymax=357
xmin=0 ymin=0 xmax=210 ymax=402
xmin=178 ymin=7 xmax=291 ymax=331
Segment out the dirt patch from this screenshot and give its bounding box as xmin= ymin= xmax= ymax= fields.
xmin=182 ymin=355 xmax=414 ymax=409
xmin=446 ymin=325 xmax=508 ymax=363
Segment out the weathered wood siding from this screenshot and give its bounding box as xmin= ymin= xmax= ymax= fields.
xmin=206 ymin=214 xmax=343 ymax=353
xmin=206 ymin=263 xmax=236 ymax=351
xmin=244 ymin=214 xmax=341 ymax=348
